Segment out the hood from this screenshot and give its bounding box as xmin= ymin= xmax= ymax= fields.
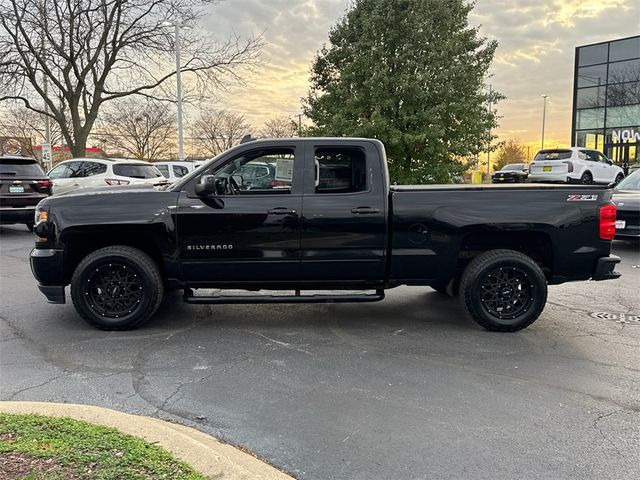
xmin=52 ymin=183 xmax=158 ymax=198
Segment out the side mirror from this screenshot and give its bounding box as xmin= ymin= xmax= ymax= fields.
xmin=195 ymin=175 xmax=217 ymax=196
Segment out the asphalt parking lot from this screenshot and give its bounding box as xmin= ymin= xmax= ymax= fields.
xmin=1 ymin=224 xmax=639 ymax=480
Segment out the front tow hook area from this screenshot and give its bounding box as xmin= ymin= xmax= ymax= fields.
xmin=592 ymin=255 xmax=621 ymax=281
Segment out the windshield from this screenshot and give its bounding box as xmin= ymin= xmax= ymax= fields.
xmin=113 ymin=164 xmax=162 ymax=179
xmin=0 ymin=158 xmax=45 ymax=176
xmin=534 ymin=150 xmax=572 ymax=161
xmin=502 ymin=164 xmax=525 ymax=171
xmin=615 ymin=171 xmax=640 ymax=191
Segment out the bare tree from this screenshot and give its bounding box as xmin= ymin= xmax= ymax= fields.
xmin=193 ymin=110 xmax=252 ymax=156
xmin=0 ymin=0 xmax=262 ymax=157
xmin=96 ymin=98 xmax=175 ymax=160
xmin=0 ymin=102 xmax=64 ymax=156
xmin=260 ymin=116 xmax=297 ymax=138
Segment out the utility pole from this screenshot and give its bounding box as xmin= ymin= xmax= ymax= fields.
xmin=541 ymin=95 xmax=549 ymax=150
xmin=486 ymin=84 xmax=492 ymax=182
xmin=297 ymin=114 xmax=303 ymax=136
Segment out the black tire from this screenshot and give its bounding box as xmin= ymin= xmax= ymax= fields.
xmin=460 ymin=249 xmax=547 ymax=332
xmin=71 ymin=246 xmax=164 ymax=330
xmin=614 ymin=173 xmax=624 ymax=184
xmin=25 ymin=222 xmax=34 ymax=232
xmin=580 ymin=172 xmax=592 ymax=185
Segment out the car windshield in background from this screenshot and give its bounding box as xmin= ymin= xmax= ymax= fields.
xmin=0 ymin=159 xmax=45 ymax=176
xmin=615 ymin=171 xmax=640 ymax=191
xmin=534 ymin=150 xmax=572 ymax=161
xmin=502 ymin=164 xmax=525 ymax=171
xmin=113 ymin=164 xmax=162 ymax=179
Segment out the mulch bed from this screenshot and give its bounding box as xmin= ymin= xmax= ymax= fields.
xmin=0 ymin=452 xmax=84 ymax=479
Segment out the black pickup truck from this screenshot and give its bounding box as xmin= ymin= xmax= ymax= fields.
xmin=30 ymin=138 xmax=621 ymax=332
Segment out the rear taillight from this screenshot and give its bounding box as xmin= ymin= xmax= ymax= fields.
xmin=271 ymin=180 xmax=289 ymax=188
xmin=37 ymin=179 xmax=54 ymax=188
xmin=105 ymin=179 xmax=130 ymax=186
xmin=562 ymin=161 xmax=574 ymax=173
xmin=599 ymin=204 xmax=616 ymax=241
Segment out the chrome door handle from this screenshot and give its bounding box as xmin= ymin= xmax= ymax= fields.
xmin=268 ymin=207 xmax=297 ymax=215
xmin=351 ymin=207 xmax=380 ymax=214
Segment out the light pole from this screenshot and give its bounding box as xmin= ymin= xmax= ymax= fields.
xmin=162 ymin=21 xmax=186 ymax=161
xmin=541 ymin=95 xmax=549 ymax=150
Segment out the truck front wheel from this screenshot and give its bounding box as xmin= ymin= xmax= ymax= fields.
xmin=460 ymin=249 xmax=547 ymax=332
xmin=71 ymin=246 xmax=164 ymax=330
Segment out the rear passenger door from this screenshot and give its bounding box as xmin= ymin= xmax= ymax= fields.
xmin=300 ymin=144 xmax=387 ymax=284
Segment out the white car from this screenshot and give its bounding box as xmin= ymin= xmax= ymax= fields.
xmin=48 ymin=158 xmax=167 ymax=195
xmin=528 ymin=147 xmax=625 ymax=185
xmin=153 ymin=161 xmax=196 ymax=182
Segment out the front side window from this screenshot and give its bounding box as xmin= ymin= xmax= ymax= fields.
xmin=173 ymin=165 xmax=188 ymax=177
xmin=208 ymin=148 xmax=295 ymax=195
xmin=156 ymin=165 xmax=170 ymax=177
xmin=314 ymin=148 xmax=367 ymax=194
xmin=48 ymin=164 xmax=69 ymax=179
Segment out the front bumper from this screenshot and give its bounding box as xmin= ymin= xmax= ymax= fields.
xmin=30 ymin=248 xmax=66 ymax=303
xmin=591 ymin=255 xmax=621 ymax=281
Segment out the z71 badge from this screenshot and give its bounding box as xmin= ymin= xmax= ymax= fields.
xmin=567 ymin=194 xmax=598 ymax=202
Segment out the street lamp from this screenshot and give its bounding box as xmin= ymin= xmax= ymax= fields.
xmin=161 ymin=20 xmax=188 ymax=161
xmin=541 ymin=95 xmax=549 ymax=150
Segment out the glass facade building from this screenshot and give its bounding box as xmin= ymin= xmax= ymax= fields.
xmin=572 ymin=35 xmax=640 ymax=169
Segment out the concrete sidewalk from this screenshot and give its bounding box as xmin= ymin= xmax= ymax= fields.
xmin=0 ymin=401 xmax=293 ymax=480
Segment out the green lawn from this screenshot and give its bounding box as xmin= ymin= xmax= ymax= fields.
xmin=0 ymin=413 xmax=206 ymax=480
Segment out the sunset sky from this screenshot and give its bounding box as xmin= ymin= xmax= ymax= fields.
xmin=201 ymin=0 xmax=640 ymax=152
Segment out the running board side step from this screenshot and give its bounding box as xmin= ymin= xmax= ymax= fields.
xmin=183 ymin=289 xmax=385 ymax=305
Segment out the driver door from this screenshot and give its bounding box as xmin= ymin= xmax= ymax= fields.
xmin=176 ymin=144 xmax=304 ymax=286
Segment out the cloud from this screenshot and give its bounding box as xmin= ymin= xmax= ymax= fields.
xmin=196 ymin=0 xmax=639 ymax=144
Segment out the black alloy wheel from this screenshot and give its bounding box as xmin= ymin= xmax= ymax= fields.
xmin=614 ymin=174 xmax=624 ymax=184
xmin=479 ymin=267 xmax=533 ymax=320
xmin=71 ymin=245 xmax=164 ymax=330
xmin=460 ymin=249 xmax=547 ymax=332
xmin=580 ymin=172 xmax=592 ymax=185
xmin=85 ymin=263 xmax=144 ymax=319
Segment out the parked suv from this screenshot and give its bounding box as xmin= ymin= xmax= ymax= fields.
xmin=0 ymin=155 xmax=52 ymax=231
xmin=492 ymin=163 xmax=529 ymax=183
xmin=528 ymin=147 xmax=624 ymax=185
xmin=153 ymin=161 xmax=195 ymax=183
xmin=48 ymin=158 xmax=166 ymax=195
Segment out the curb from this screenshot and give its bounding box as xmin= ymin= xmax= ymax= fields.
xmin=0 ymin=401 xmax=292 ymax=480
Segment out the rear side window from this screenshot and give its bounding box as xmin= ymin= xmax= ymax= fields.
xmin=0 ymin=158 xmax=45 ymax=176
xmin=533 ymin=150 xmax=573 ymax=161
xmin=84 ymin=162 xmax=107 ymax=176
xmin=113 ymin=164 xmax=162 ymax=179
xmin=315 ymin=148 xmax=367 ymax=194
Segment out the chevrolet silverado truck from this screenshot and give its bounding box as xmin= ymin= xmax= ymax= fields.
xmin=30 ymin=138 xmax=621 ymax=332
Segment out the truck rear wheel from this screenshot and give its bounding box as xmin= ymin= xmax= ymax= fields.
xmin=460 ymin=249 xmax=547 ymax=332
xmin=71 ymin=246 xmax=164 ymax=330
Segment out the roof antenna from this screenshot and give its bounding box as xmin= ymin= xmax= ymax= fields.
xmin=240 ymin=134 xmax=253 ymax=144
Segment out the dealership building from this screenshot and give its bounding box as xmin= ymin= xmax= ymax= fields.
xmin=572 ymin=35 xmax=640 ymax=169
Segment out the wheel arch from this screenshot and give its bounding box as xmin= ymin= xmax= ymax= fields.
xmin=60 ymin=224 xmax=175 ymax=285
